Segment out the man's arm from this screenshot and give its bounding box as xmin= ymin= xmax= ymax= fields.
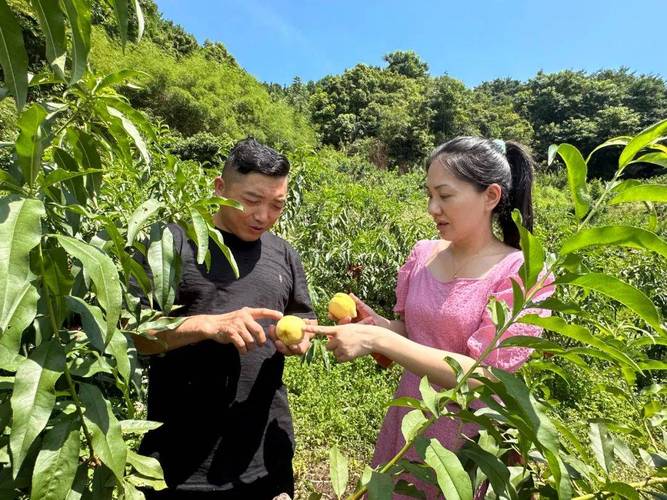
xmin=133 ymin=308 xmax=284 ymax=355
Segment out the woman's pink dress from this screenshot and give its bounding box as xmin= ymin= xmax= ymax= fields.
xmin=372 ymin=240 xmax=552 ymax=497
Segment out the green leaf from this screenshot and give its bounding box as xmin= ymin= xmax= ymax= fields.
xmin=0 ymin=0 xmax=29 ymax=111
xmin=119 ymin=419 xmax=162 ymax=435
xmin=613 ymin=436 xmax=636 ymax=468
xmin=126 ymin=199 xmax=162 ymax=247
xmin=560 ymin=226 xmax=667 ymax=259
xmin=1 ymin=282 xmax=38 ymax=359
xmin=585 ymin=136 xmax=631 ymax=163
xmin=520 ymin=315 xmax=641 ymax=370
xmin=631 ymin=151 xmax=667 ymax=169
xmin=619 ymin=119 xmax=667 ymax=169
xmin=55 ymin=235 xmax=122 ymax=340
xmin=189 ymin=208 xmax=209 ymax=266
xmin=147 ymin=224 xmax=180 ymax=313
xmin=548 ymin=144 xmax=590 ymax=220
xmin=557 ymin=273 xmax=664 ymax=335
xmin=134 ymin=316 xmax=186 ymax=334
xmin=79 ymin=383 xmax=127 ymax=481
xmin=0 ymin=196 xmax=44 ymax=334
xmin=106 ymin=330 xmax=130 ymax=382
xmin=65 ymin=296 xmax=105 ymax=351
xmin=65 ymin=464 xmax=88 ymax=500
xmin=366 ymin=471 xmax=393 ymax=500
xmin=589 ymin=421 xmax=614 ymax=474
xmin=132 ymin=0 xmax=143 ymax=42
xmin=110 ymin=0 xmax=129 ymax=49
xmin=459 ymin=442 xmax=514 ymax=500
xmin=62 ymin=0 xmax=90 ymax=84
xmin=94 ymin=69 xmax=148 ymax=92
xmin=107 ymin=105 xmax=150 ymax=165
xmin=10 ymin=339 xmax=65 ymax=476
xmin=31 ymin=414 xmax=80 ymax=500
xmin=424 ymin=439 xmax=472 ymax=500
xmin=511 ymin=210 xmax=545 ymax=291
xmin=329 ymin=446 xmax=348 ymax=499
xmin=604 ymin=482 xmax=639 ymax=500
xmin=208 ymin=225 xmax=239 ymax=279
xmin=609 ymin=184 xmax=667 ymax=205
xmin=16 ymin=104 xmax=48 ymax=187
xmin=419 ymin=376 xmax=439 ymax=417
xmin=30 ymin=0 xmax=66 ymax=79
xmin=401 ymin=409 xmax=428 ymax=443
xmin=42 ymin=168 xmax=103 ymax=190
xmin=126 ymin=450 xmax=164 ymax=480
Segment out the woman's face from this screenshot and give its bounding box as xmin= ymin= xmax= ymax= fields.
xmin=425 ymin=160 xmax=500 ymax=242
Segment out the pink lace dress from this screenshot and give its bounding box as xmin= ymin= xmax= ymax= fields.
xmin=372 ymin=240 xmax=552 ymax=496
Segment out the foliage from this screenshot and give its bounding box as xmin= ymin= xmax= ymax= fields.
xmin=0 ymin=2 xmax=241 ymax=497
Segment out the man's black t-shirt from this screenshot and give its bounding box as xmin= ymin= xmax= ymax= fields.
xmin=139 ymin=224 xmax=314 ymax=492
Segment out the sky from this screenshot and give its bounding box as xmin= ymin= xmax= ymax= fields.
xmin=154 ymin=0 xmax=667 ymax=87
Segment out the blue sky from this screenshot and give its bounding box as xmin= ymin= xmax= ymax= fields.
xmin=154 ymin=0 xmax=666 ymax=87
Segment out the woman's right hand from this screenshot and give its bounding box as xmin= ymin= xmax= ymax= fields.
xmin=332 ymin=293 xmax=389 ymax=329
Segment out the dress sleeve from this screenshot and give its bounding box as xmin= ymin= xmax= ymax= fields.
xmin=393 ymin=241 xmax=426 ymax=315
xmin=466 ymin=259 xmax=555 ymax=372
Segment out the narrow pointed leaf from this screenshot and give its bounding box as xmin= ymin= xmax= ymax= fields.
xmin=61 ymin=0 xmax=91 ymax=84
xmin=329 ymin=446 xmax=348 ymax=499
xmin=424 ymin=439 xmax=472 ymax=500
xmin=189 ymin=208 xmax=209 ymax=266
xmin=110 ymin=0 xmax=129 ymax=48
xmin=126 ymin=199 xmax=162 ymax=247
xmin=519 ymin=315 xmax=641 ymax=370
xmin=147 ymin=224 xmax=179 ymax=313
xmin=610 ymin=184 xmax=667 ymax=205
xmin=367 ymin=471 xmax=393 ymax=500
xmin=107 ymin=105 xmax=150 ymax=165
xmin=619 ymin=119 xmax=667 ymax=169
xmin=79 ymin=383 xmax=127 ymax=481
xmin=10 ymin=340 xmax=65 ymax=476
xmin=401 ymin=409 xmax=428 ymax=443
xmin=16 ymin=104 xmax=48 ymax=187
xmin=419 ymin=376 xmax=439 ymax=417
xmin=132 ymin=0 xmax=144 ymax=41
xmin=560 ymin=226 xmax=667 ymax=259
xmin=64 ymin=296 xmax=105 ymax=352
xmin=0 ymin=196 xmax=44 ymax=334
xmin=1 ymin=282 xmax=39 ymax=356
xmin=31 ymin=414 xmax=80 ymax=500
xmin=459 ymin=443 xmax=515 ymax=500
xmin=589 ymin=422 xmax=614 ymax=474
xmin=126 ymin=450 xmax=164 ymax=480
xmin=208 ymin=225 xmax=239 ymax=278
xmin=549 ymin=144 xmax=590 ymax=220
xmin=119 ymin=419 xmax=162 ymax=435
xmin=605 ymin=482 xmax=639 ymax=500
xmin=106 ymin=329 xmax=130 ymax=382
xmin=511 ymin=210 xmax=544 ymax=290
xmin=94 ymin=69 xmax=148 ymax=92
xmin=55 ymin=235 xmax=122 ymax=340
xmin=0 ymin=0 xmax=29 ymax=111
xmin=585 ymin=136 xmax=631 ymax=163
xmin=557 ymin=273 xmax=664 ymax=334
xmin=630 ymin=152 xmax=667 ymax=169
xmin=30 ymin=0 xmax=66 ymax=78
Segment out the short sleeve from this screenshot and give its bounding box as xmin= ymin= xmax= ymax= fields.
xmin=284 ymin=245 xmax=317 ymax=319
xmin=394 ymin=241 xmax=428 ymax=315
xmin=466 ymin=260 xmax=555 ymax=372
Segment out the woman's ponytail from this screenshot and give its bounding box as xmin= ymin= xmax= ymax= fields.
xmin=498 ymin=140 xmax=534 ymax=249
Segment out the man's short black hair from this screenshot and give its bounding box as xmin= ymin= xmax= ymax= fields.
xmin=222 ymin=138 xmax=290 ymax=177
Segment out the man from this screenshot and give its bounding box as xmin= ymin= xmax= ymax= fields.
xmin=135 ymin=138 xmax=315 ymax=499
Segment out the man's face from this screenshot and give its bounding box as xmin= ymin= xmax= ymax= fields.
xmin=214 ymin=172 xmax=288 ymax=241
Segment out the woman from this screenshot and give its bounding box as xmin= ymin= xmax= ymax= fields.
xmin=303 ymin=137 xmax=553 ymax=495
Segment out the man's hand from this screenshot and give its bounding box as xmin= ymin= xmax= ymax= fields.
xmin=189 ymin=307 xmax=284 ymax=354
xmin=268 ymin=318 xmax=317 ymax=356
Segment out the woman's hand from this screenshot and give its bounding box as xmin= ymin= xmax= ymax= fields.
xmin=303 ymin=323 xmax=386 ymax=362
xmin=332 ymin=293 xmax=390 ymax=329
xmin=268 ymin=318 xmax=317 ymax=356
